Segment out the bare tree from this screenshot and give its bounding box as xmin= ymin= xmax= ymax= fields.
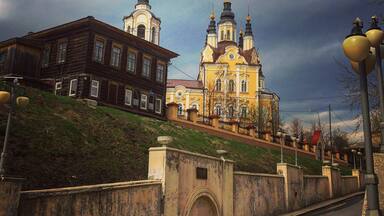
xmin=289 ymin=118 xmax=304 ymax=138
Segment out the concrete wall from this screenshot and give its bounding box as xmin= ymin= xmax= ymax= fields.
xmin=18 ymin=180 xmax=162 ymax=216
xmin=322 ymin=166 xmax=342 ymax=198
xmin=341 ymin=176 xmax=359 ymax=196
xmin=277 ymin=163 xmax=304 ymax=211
xmin=233 ymin=172 xmax=285 ymax=216
xmin=303 ymin=176 xmax=330 ymax=207
xmin=0 ymin=177 xmax=23 ymax=216
xmin=148 ymin=147 xmax=234 ymax=216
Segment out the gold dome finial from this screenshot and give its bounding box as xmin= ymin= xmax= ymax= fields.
xmin=246 ymin=14 xmax=251 ymax=22
xmin=224 ymin=0 xmax=231 ymax=2
xmin=210 ymin=10 xmax=215 ymax=20
xmin=240 ymin=28 xmax=244 ymax=35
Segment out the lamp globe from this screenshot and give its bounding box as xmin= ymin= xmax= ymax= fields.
xmin=366 ymin=16 xmax=384 ymax=47
xmin=350 ymin=51 xmax=376 ymax=74
xmin=343 ymin=18 xmax=371 ymax=62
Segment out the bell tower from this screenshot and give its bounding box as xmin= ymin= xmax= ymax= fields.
xmin=123 ymin=0 xmax=161 ymax=45
xmin=218 ymin=0 xmax=237 ymax=43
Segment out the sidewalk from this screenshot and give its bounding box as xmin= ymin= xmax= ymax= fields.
xmin=280 ymin=191 xmax=365 ymax=216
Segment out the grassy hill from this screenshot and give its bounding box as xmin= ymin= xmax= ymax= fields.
xmin=0 ymin=87 xmax=351 ymax=190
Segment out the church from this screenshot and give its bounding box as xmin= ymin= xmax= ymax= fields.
xmin=167 ymin=0 xmax=279 ymax=128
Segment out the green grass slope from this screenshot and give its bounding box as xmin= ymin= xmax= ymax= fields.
xmin=0 ymin=87 xmax=351 ymax=190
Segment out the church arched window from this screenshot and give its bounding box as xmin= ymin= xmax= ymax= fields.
xmin=127 ymin=26 xmax=131 ymax=33
xmin=228 ymin=80 xmax=235 ymax=92
xmin=221 ymin=31 xmax=224 ymax=41
xmin=215 ymin=105 xmax=222 ymax=116
xmin=137 ymin=25 xmax=146 ymax=39
xmin=227 ymin=30 xmax=230 ymax=40
xmin=178 ymin=103 xmax=184 ymax=115
xmin=228 ymin=105 xmax=234 ymax=118
xmin=151 ymin=27 xmax=156 ymax=43
xmin=241 ymin=80 xmax=247 ymax=93
xmin=215 ymin=79 xmax=222 ymax=92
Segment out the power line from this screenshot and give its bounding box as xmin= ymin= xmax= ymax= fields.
xmin=169 ymin=63 xmax=196 ymax=80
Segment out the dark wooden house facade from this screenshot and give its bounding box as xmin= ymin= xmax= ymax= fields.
xmin=0 ymin=16 xmax=178 ymax=118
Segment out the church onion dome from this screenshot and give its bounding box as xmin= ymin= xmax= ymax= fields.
xmin=138 ymin=0 xmax=149 ymax=5
xmin=219 ymin=0 xmax=236 ymax=24
xmin=245 ymin=15 xmax=253 ymax=36
xmin=208 ymin=11 xmax=217 ymax=34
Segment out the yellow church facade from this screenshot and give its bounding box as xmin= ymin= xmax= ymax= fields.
xmin=166 ymin=0 xmax=279 ymax=128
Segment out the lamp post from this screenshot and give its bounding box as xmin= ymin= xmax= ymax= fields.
xmin=277 ymin=131 xmax=284 ymax=163
xmin=366 ymin=16 xmax=384 ymax=153
xmin=343 ymin=17 xmax=381 ymax=215
xmin=352 ymin=149 xmax=357 ymax=169
xmin=358 ymin=151 xmax=363 ymax=171
xmin=295 ymin=137 xmax=299 ymax=166
xmin=0 ymin=77 xmax=29 ymax=176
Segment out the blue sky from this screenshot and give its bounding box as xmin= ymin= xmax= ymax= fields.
xmin=0 ymin=0 xmax=383 ymax=141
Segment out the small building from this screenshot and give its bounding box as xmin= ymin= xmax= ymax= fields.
xmin=0 ymin=0 xmax=178 ymax=119
xmin=166 ymin=79 xmax=204 ymax=118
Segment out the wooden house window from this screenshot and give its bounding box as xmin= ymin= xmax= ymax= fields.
xmin=90 ymin=80 xmax=99 ymax=98
xmin=133 ymin=90 xmax=140 ymax=106
xmin=69 ymin=79 xmax=78 ymax=96
xmin=125 ymin=89 xmax=132 ymax=106
xmin=140 ymin=94 xmax=148 ymax=110
xmin=110 ymin=45 xmax=121 ymax=68
xmin=127 ymin=51 xmax=136 ymax=73
xmin=137 ymin=25 xmax=146 ymax=39
xmin=142 ymin=57 xmax=151 ymax=78
xmin=155 ymin=98 xmax=162 ymax=114
xmin=93 ymin=39 xmax=105 ymax=63
xmin=156 ymin=63 xmax=165 ymax=83
xmin=55 ymin=82 xmax=62 ymax=95
xmin=0 ymin=51 xmax=6 ymax=64
xmin=57 ymin=41 xmax=67 ymax=64
xmin=42 ymin=45 xmax=50 ymax=67
xmin=148 ymin=95 xmax=154 ymax=110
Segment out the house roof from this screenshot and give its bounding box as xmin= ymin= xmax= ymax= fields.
xmin=167 ymin=79 xmax=204 ymax=89
xmin=22 ymin=16 xmax=177 ymax=59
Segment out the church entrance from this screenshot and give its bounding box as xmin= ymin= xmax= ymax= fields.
xmin=188 ymin=196 xmax=218 ymax=216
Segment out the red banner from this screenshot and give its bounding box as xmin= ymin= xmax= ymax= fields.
xmin=311 ymin=130 xmax=321 ymax=146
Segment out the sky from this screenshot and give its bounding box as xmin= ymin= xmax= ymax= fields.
xmin=0 ymin=0 xmax=383 ymax=141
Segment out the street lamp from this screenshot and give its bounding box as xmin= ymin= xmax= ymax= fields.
xmin=0 ymin=77 xmax=29 ymax=176
xmin=277 ymin=130 xmax=284 ymax=163
xmin=343 ymin=17 xmax=381 ymax=215
xmin=352 ymin=149 xmax=357 ymax=169
xmin=295 ymin=137 xmax=299 ymax=166
xmin=358 ymin=151 xmax=363 ymax=171
xmin=366 ymin=16 xmax=384 ymax=153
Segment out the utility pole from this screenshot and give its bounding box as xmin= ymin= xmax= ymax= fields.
xmin=329 ymin=104 xmax=333 ymax=164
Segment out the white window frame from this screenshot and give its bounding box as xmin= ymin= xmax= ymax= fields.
xmin=57 ymin=41 xmax=67 ymax=64
xmin=93 ymin=39 xmax=105 ymax=63
xmin=142 ymin=57 xmax=151 ymax=78
xmin=90 ymin=80 xmax=99 ymax=98
xmin=69 ymin=79 xmax=78 ymax=96
xmin=177 ymin=103 xmax=184 ymax=115
xmin=215 ymin=79 xmax=222 ymax=92
xmin=155 ymin=98 xmax=162 ymax=114
xmin=110 ymin=45 xmax=121 ymax=68
xmin=55 ymin=82 xmax=62 ymax=95
xmin=140 ymin=94 xmax=148 ymax=110
xmin=156 ymin=63 xmax=165 ymax=83
xmin=127 ymin=51 xmax=136 ymax=73
xmin=125 ymin=89 xmax=133 ymax=106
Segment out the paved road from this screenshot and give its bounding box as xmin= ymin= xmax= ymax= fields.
xmin=303 ymin=194 xmax=364 ymax=216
